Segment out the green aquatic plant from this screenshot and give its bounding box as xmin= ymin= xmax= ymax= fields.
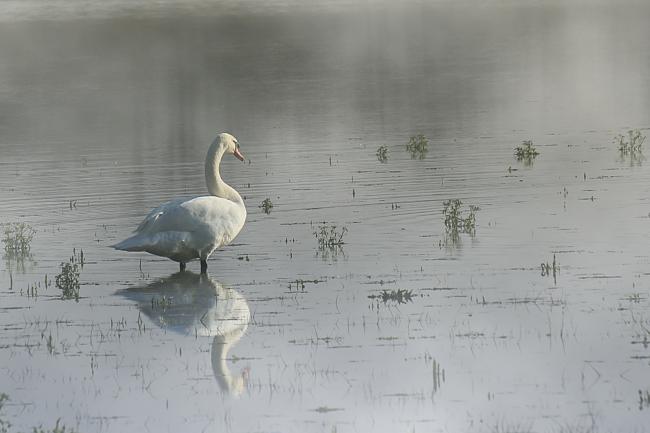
xmin=32 ymin=419 xmax=78 ymax=433
xmin=259 ymin=198 xmax=274 ymax=214
xmin=369 ymin=289 xmax=413 ymax=304
xmin=0 ymin=393 xmax=10 ymax=433
xmin=615 ymin=129 xmax=646 ymax=155
xmin=541 ymin=254 xmax=559 ymax=285
xmin=313 ymin=223 xmax=347 ymax=261
xmin=55 ymin=249 xmax=83 ymax=301
xmin=314 ymin=224 xmax=347 ymax=249
xmin=2 ymin=222 xmax=35 ymax=256
xmin=441 ymin=199 xmax=479 ymax=248
xmin=514 ymin=140 xmax=539 ymax=166
xmin=376 ymin=145 xmax=389 ymax=163
xmin=406 ymin=134 xmax=428 ymax=159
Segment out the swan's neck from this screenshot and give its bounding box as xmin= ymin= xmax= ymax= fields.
xmin=205 ymin=144 xmax=243 ymax=205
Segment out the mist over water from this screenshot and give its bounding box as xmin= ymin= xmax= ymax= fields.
xmin=1 ymin=1 xmax=650 ymax=432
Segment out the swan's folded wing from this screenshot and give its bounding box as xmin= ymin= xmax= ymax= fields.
xmin=134 ymin=197 xmax=193 ymax=234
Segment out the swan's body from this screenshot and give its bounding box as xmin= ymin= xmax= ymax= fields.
xmin=113 ymin=133 xmax=246 ymax=272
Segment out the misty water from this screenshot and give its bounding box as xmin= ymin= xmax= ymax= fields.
xmin=1 ymin=1 xmax=650 ymax=432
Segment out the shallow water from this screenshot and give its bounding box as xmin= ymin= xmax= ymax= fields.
xmin=1 ymin=2 xmax=650 ymax=432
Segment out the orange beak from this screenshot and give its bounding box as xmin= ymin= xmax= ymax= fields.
xmin=234 ymin=148 xmax=245 ymax=161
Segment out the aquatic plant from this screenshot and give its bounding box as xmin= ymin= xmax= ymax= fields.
xmin=32 ymin=419 xmax=78 ymax=433
xmin=406 ymin=134 xmax=428 ymax=159
xmin=514 ymin=140 xmax=539 ymax=165
xmin=2 ymin=222 xmax=35 ymax=257
xmin=0 ymin=393 xmax=10 ymax=433
xmin=55 ymin=249 xmax=83 ymax=301
xmin=259 ymin=198 xmax=274 ymax=214
xmin=376 ymin=145 xmax=389 ymax=163
xmin=541 ymin=254 xmax=559 ymax=284
xmin=640 ymin=389 xmax=650 ymax=410
xmin=441 ymin=199 xmax=479 ymax=248
xmin=615 ymin=129 xmax=646 ymax=155
xmin=369 ymin=289 xmax=413 ymax=304
xmin=314 ymin=224 xmax=347 ymax=249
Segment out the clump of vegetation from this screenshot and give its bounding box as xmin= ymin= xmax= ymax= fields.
xmin=406 ymin=134 xmax=428 ymax=159
xmin=32 ymin=419 xmax=78 ymax=433
xmin=514 ymin=140 xmax=539 ymax=165
xmin=313 ymin=223 xmax=348 ymax=261
xmin=55 ymin=249 xmax=84 ymax=301
xmin=640 ymin=389 xmax=650 ymax=410
xmin=314 ymin=224 xmax=347 ymax=249
xmin=441 ymin=199 xmax=479 ymax=248
xmin=2 ymin=222 xmax=36 ymax=257
xmin=0 ymin=393 xmax=76 ymax=433
xmin=376 ymin=145 xmax=389 ymax=163
xmin=369 ymin=289 xmax=413 ymax=304
xmin=259 ymin=198 xmax=274 ymax=214
xmin=0 ymin=393 xmax=10 ymax=433
xmin=541 ymin=254 xmax=559 ymax=285
xmin=616 ymin=129 xmax=646 ymax=155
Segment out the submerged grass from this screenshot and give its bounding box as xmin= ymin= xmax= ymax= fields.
xmin=406 ymin=134 xmax=428 ymax=159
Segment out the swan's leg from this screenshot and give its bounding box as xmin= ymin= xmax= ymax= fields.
xmin=200 ymin=259 xmax=208 ymax=274
xmin=180 ymin=262 xmax=186 ymax=272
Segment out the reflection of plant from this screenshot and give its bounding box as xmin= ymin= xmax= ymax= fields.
xmin=259 ymin=198 xmax=274 ymax=214
xmin=441 ymin=200 xmax=479 ymax=248
xmin=376 ymin=145 xmax=389 ymax=163
xmin=406 ymin=134 xmax=428 ymax=159
xmin=514 ymin=140 xmax=539 ymax=166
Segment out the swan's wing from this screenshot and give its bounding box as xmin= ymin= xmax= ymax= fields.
xmin=135 ymin=197 xmax=189 ymax=233
xmin=135 ymin=196 xmax=245 ymax=245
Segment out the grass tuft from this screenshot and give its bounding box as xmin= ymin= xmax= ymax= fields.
xmin=259 ymin=198 xmax=274 ymax=214
xmin=376 ymin=145 xmax=389 ymax=163
xmin=406 ymin=134 xmax=428 ymax=159
xmin=514 ymin=140 xmax=539 ymax=166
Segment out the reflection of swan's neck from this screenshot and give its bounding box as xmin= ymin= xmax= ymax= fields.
xmin=205 ymin=140 xmax=243 ymax=205
xmin=211 ymin=335 xmax=245 ymax=396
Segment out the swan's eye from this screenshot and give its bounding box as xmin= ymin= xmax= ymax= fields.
xmin=235 ymin=142 xmax=240 ymax=149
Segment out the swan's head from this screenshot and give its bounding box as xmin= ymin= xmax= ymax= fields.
xmin=218 ymin=132 xmax=245 ymax=162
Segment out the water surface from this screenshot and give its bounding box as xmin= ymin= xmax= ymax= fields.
xmin=1 ymin=2 xmax=650 ymax=432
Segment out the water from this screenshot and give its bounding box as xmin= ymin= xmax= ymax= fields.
xmin=1 ymin=2 xmax=650 ymax=432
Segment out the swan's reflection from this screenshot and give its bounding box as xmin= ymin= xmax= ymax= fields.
xmin=120 ymin=272 xmax=250 ymax=396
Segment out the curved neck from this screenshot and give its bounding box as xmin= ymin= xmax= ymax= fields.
xmin=205 ymin=142 xmax=243 ymax=204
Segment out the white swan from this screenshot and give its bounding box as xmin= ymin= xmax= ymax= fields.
xmin=113 ymin=133 xmax=246 ymax=273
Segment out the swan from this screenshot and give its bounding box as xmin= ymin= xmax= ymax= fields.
xmin=113 ymin=133 xmax=247 ymax=273
xmin=119 ymin=272 xmax=251 ymax=396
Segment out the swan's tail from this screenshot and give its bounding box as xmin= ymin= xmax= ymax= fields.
xmin=111 ymin=235 xmax=147 ymax=252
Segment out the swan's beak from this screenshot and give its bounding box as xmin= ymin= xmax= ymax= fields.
xmin=234 ymin=148 xmax=245 ymax=162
